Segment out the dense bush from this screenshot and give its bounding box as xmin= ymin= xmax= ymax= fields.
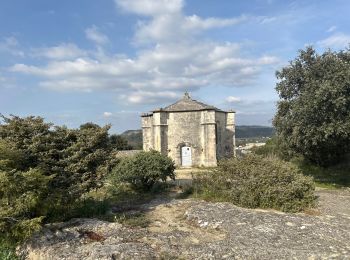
xmin=273 ymin=47 xmax=350 ymax=166
xmin=110 ymin=150 xmax=175 ymax=190
xmin=251 ymin=136 xmax=295 ymax=160
xmin=109 ymin=134 xmax=133 ymax=150
xmin=0 ymin=141 xmax=50 ymax=241
xmin=293 ymin=157 xmax=350 ymax=188
xmin=252 ymin=137 xmax=350 ymax=188
xmin=0 ymin=115 xmax=120 ymax=242
xmin=193 ymin=154 xmax=316 ymax=212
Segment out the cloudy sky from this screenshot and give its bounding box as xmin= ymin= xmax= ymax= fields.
xmin=1 ymin=0 xmax=349 ymax=133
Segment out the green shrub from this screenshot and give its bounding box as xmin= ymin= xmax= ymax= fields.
xmin=110 ymin=150 xmax=175 ymax=191
xmin=0 ymin=116 xmax=119 ymax=242
xmin=0 ymin=116 xmax=119 ymax=208
xmin=293 ymin=157 xmax=350 ymax=188
xmin=252 ymin=136 xmax=295 ymax=160
xmin=193 ymin=154 xmax=316 ymax=212
xmin=0 ymin=141 xmax=51 ymax=241
xmin=0 ymin=239 xmax=18 ymax=260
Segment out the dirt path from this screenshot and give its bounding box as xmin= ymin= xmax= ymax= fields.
xmin=317 ymin=188 xmax=350 ymax=216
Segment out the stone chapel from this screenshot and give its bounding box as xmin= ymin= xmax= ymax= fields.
xmin=141 ymin=92 xmax=235 ymax=167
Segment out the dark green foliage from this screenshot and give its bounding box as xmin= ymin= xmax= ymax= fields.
xmin=113 ymin=212 xmax=150 ymax=228
xmin=251 ymin=136 xmax=295 ymax=160
xmin=0 ymin=116 xmax=118 ymax=205
xmin=0 ymin=115 xmax=119 ymax=242
xmin=0 ymin=141 xmax=50 ymax=241
xmin=0 ymin=239 xmax=19 ymax=260
xmin=119 ymin=130 xmax=143 ymax=149
xmin=193 ymin=155 xmax=316 ymax=212
xmin=273 ymin=47 xmax=350 ymax=166
xmin=109 ymin=134 xmax=133 ymax=150
xmin=235 ymin=125 xmax=275 ymax=138
xmin=73 ymin=198 xmax=110 ymax=219
xmin=251 ymin=137 xmax=278 ymax=156
xmin=110 ymin=150 xmax=175 ymax=190
xmin=252 ymin=138 xmax=350 ymax=188
xmin=293 ymin=157 xmax=350 ymax=188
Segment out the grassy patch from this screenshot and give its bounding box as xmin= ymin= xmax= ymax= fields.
xmin=292 ymin=158 xmax=350 ymax=188
xmin=175 ymin=185 xmax=194 ymax=199
xmin=252 ymin=143 xmax=350 ymax=189
xmin=112 ymin=212 xmax=150 ymax=228
xmin=45 ymin=182 xmax=172 ymax=224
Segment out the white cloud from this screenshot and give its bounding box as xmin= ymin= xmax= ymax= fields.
xmin=326 ymin=26 xmax=337 ymax=33
xmin=258 ymin=56 xmax=279 ymax=64
xmin=123 ymin=90 xmax=180 ymax=104
xmin=133 ymin=11 xmax=247 ymax=44
xmin=225 ymin=99 xmax=276 ymax=125
xmin=226 ymin=96 xmax=241 ymax=103
xmin=10 ymin=0 xmax=278 ymax=104
xmin=0 ymin=36 xmax=24 ymax=57
xmin=115 ymin=0 xmax=183 ymax=16
xmin=4 ymin=36 xmax=18 ymax=47
xmin=0 ymin=73 xmax=17 ymax=89
xmin=32 ymin=43 xmax=86 ymax=60
xmin=85 ymin=25 xmax=109 ymax=45
xmin=184 ymin=15 xmax=247 ymax=31
xmin=0 ymin=75 xmax=6 ymax=83
xmin=260 ymin=16 xmax=277 ymax=24
xmin=318 ymin=33 xmax=350 ymax=49
xmin=103 ymin=112 xmax=113 ymax=117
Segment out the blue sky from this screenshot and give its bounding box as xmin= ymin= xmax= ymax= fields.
xmin=1 ymin=0 xmax=350 ymax=133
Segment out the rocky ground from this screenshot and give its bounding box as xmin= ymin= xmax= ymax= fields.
xmin=19 ymin=187 xmax=350 ymax=260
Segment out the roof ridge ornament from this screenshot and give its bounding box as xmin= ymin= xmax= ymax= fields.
xmin=183 ymin=91 xmax=191 ymax=99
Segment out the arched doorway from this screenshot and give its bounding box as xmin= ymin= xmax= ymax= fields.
xmin=181 ymin=146 xmax=192 ymax=167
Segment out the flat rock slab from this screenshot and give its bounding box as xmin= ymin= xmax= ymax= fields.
xmin=20 ymin=189 xmax=350 ymax=259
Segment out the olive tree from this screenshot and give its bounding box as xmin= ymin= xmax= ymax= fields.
xmin=273 ymin=47 xmax=350 ymax=166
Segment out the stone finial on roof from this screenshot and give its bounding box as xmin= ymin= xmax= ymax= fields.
xmin=183 ymin=92 xmax=191 ymax=99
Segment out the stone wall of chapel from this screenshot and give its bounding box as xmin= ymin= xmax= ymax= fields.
xmin=142 ymin=109 xmax=235 ymax=167
xmin=141 ymin=115 xmax=153 ymax=151
xmin=152 ymin=112 xmax=168 ymax=154
xmin=167 ymin=111 xmax=203 ymax=166
xmin=215 ymin=111 xmax=227 ymax=160
xmin=200 ymin=110 xmax=217 ymax=166
xmin=225 ymin=112 xmax=235 ymax=157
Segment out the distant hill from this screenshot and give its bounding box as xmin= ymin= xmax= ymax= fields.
xmin=120 ymin=130 xmax=143 ymax=149
xmin=120 ymin=126 xmax=274 ymax=149
xmin=235 ymin=125 xmax=275 ymax=138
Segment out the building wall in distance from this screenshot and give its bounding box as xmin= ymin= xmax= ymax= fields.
xmin=141 ymin=109 xmax=235 ymax=167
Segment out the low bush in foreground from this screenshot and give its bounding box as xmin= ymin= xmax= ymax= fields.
xmin=193 ymin=154 xmax=316 ymax=212
xmin=110 ymin=150 xmax=175 ymax=191
xmin=252 ymin=139 xmax=350 ymax=188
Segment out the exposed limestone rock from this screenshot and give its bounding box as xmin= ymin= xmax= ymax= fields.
xmin=20 ymin=189 xmax=350 ymax=259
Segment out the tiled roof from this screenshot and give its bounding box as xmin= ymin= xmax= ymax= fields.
xmin=158 ymin=92 xmax=223 ymax=112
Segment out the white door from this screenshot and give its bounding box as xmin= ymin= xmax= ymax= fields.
xmin=181 ymin=146 xmax=192 ymax=167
